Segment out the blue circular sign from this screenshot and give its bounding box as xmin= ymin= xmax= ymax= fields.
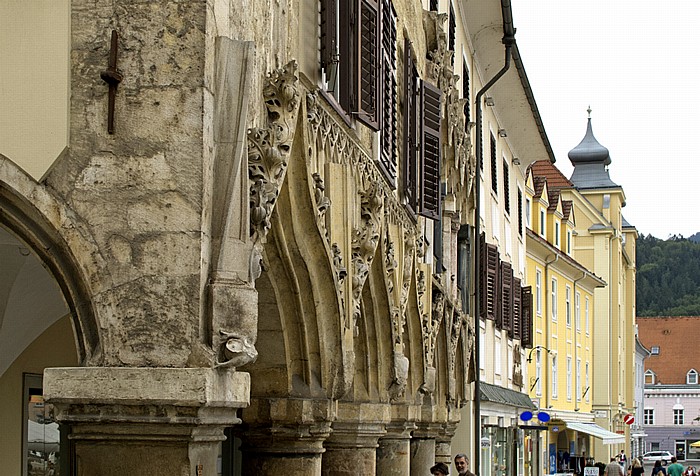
xmin=520 ymin=411 xmax=533 ymax=421
xmin=537 ymin=411 xmax=551 ymax=422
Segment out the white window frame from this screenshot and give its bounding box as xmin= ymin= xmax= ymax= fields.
xmin=539 ymin=208 xmax=545 ymax=236
xmin=565 ymin=285 xmax=572 ymax=328
xmin=551 ymin=278 xmax=558 ymax=322
xmin=585 ymin=362 xmax=590 ymax=402
xmin=644 ymin=408 xmax=654 ymax=425
xmin=567 ymin=230 xmax=572 ymax=254
xmin=554 ymin=221 xmax=560 ymax=248
xmin=536 ymin=349 xmax=542 ymax=396
xmin=576 ymin=358 xmax=581 ymax=401
xmin=688 ymin=369 xmax=698 ymax=384
xmin=585 ymin=297 xmax=590 ymax=335
xmin=674 ymin=408 xmax=685 ymax=425
xmin=552 ymin=355 xmax=558 ymax=398
xmin=645 ymin=369 xmax=655 ymax=385
xmin=566 ymin=356 xmax=572 ymax=401
xmin=536 ymin=269 xmax=542 ymax=316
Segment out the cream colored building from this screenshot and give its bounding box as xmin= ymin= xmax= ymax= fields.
xmin=0 ymin=0 xmax=554 ymax=475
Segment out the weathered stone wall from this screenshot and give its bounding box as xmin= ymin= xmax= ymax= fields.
xmin=45 ymin=0 xmax=209 ymax=367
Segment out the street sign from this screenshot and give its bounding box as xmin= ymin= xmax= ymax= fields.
xmin=585 ymin=467 xmax=600 ymax=476
xmin=623 ymin=414 xmax=635 ymax=425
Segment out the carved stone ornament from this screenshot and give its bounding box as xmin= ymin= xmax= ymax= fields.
xmin=351 ymin=183 xmax=384 ymax=334
xmin=215 ymin=330 xmax=258 ymax=368
xmin=248 ymin=60 xmax=301 ymax=278
xmin=332 ymin=242 xmax=347 ymax=313
xmin=312 ymin=172 xmax=331 ymax=236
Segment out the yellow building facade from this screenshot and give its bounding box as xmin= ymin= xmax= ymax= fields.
xmin=524 ymin=116 xmax=638 ymax=472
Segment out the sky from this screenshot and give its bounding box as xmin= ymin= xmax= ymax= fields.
xmin=510 ymin=0 xmax=699 ymax=240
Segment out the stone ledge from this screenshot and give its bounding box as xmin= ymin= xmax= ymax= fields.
xmin=44 ymin=367 xmax=250 ymax=407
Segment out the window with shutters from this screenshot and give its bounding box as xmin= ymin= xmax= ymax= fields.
xmin=503 ymin=159 xmax=510 ymax=214
xmin=511 ymin=278 xmax=521 ymax=339
xmin=378 ymin=0 xmax=397 ymax=183
xmin=402 ymin=39 xmax=442 ymax=219
xmin=521 ymin=286 xmax=533 ymax=348
xmin=499 ymin=261 xmax=513 ymax=331
xmin=517 ymin=189 xmax=523 ymax=236
xmin=320 ymin=0 xmax=394 ymax=134
xmin=490 ymin=133 xmax=497 ymax=193
xmin=448 ymin=3 xmax=456 ymax=65
xmin=479 ymin=235 xmax=499 ymax=321
xmin=462 ymin=59 xmax=470 ymax=127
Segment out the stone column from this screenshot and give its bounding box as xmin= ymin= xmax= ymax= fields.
xmin=43 ymin=367 xmax=249 ymax=476
xmin=376 ymin=422 xmax=416 ymax=476
xmin=410 ymin=424 xmax=441 ymax=475
xmin=435 ymin=423 xmax=458 ymax=464
xmin=238 ymin=398 xmax=332 ymax=476
xmin=321 ymin=421 xmax=386 ymax=475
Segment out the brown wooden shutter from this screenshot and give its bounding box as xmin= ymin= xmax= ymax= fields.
xmin=378 ymin=0 xmax=397 ymax=182
xmin=419 ymin=79 xmax=441 ymax=219
xmin=480 ymin=237 xmax=499 ymax=321
xmin=338 ymin=0 xmax=354 ymax=112
xmin=403 ymin=39 xmax=419 ymax=214
xmin=511 ymin=277 xmax=521 ymax=339
xmin=499 ymin=261 xmax=512 ymax=331
xmin=521 ymin=285 xmax=533 ymax=348
xmin=490 ymin=132 xmax=497 ymax=193
xmin=320 ymin=0 xmax=338 ymax=74
xmin=355 ymin=0 xmax=380 ymax=130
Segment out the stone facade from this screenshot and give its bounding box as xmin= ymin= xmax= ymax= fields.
xmin=0 ymin=0 xmax=551 ymax=474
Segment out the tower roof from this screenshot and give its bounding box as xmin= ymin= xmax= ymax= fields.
xmin=568 ymin=117 xmax=611 ymax=166
xmin=568 ymin=114 xmax=619 ymax=189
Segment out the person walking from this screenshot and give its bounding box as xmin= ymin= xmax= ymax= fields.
xmin=606 ymin=458 xmax=625 ymax=476
xmin=652 ymin=460 xmax=668 ymax=476
xmin=667 ymin=457 xmax=684 ymax=476
xmin=454 ymin=454 xmax=476 ymax=476
xmin=431 ymin=462 xmax=450 ymax=475
xmin=628 ymin=458 xmax=644 ymax=476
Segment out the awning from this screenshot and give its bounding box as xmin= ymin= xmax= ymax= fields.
xmin=479 ymin=382 xmax=537 ymax=410
xmin=690 ymin=441 xmax=700 ymax=448
xmin=564 ymin=421 xmax=625 ymax=445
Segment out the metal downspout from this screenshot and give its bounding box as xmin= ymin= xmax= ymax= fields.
xmin=473 ymin=2 xmax=515 ymax=474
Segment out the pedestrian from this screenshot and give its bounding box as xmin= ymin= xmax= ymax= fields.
xmin=431 ymin=462 xmax=450 ymax=475
xmin=652 ymin=460 xmax=668 ymax=476
xmin=620 ymin=451 xmax=628 ymax=471
xmin=667 ymin=457 xmax=684 ymax=476
xmin=683 ymin=466 xmax=696 ymax=476
xmin=628 ymin=458 xmax=644 ymax=476
xmin=606 ymin=458 xmax=625 ymax=476
xmin=454 ymin=453 xmax=476 ymax=476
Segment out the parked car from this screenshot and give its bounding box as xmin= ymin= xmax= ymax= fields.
xmin=643 ymin=451 xmax=674 ymax=465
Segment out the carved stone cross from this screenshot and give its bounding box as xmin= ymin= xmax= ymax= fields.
xmin=100 ymin=30 xmax=123 ymax=134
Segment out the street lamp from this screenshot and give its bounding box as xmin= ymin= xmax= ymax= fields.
xmin=526 ymin=345 xmax=553 ymax=363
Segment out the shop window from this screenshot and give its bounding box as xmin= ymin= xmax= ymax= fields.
xmin=23 ymin=374 xmax=66 ymax=476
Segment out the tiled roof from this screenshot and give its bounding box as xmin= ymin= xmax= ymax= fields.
xmin=530 ymin=160 xmax=574 ymax=190
xmin=533 ymin=176 xmax=546 ymax=200
xmin=547 ymin=189 xmax=560 ymax=211
xmin=561 ymin=200 xmax=573 ymax=221
xmin=638 ymin=316 xmax=700 ymax=384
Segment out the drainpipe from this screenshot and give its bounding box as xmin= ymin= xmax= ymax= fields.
xmin=473 ymin=2 xmax=515 ymax=474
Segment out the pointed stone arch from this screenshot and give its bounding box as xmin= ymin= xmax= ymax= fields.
xmin=0 ymin=155 xmax=102 ymax=366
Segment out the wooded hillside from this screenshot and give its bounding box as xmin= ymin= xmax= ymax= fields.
xmin=636 ymin=234 xmax=700 ymax=317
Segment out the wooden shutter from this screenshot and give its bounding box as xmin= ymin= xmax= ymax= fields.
xmin=379 ymin=0 xmax=397 ymax=182
xmin=480 ymin=236 xmax=499 ymax=321
xmin=521 ymin=286 xmax=533 ymax=348
xmin=503 ymin=160 xmax=510 ymax=214
xmin=517 ymin=189 xmax=523 ymax=236
xmin=511 ymin=277 xmax=522 ymax=339
xmin=355 ymin=0 xmax=380 ymax=130
xmin=419 ymin=79 xmax=441 ymax=219
xmin=320 ymin=0 xmax=338 ymax=73
xmin=338 ymin=0 xmax=354 ymax=112
xmin=499 ymin=261 xmax=512 ymax=331
xmin=490 ymin=132 xmax=497 ymax=193
xmin=462 ymin=61 xmax=470 ymax=128
xmin=403 ymin=39 xmax=419 ymax=214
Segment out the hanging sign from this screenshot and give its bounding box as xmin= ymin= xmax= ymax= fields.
xmin=537 ymin=411 xmax=551 ymax=423
xmin=520 ymin=411 xmax=534 ymax=421
xmin=623 ymin=414 xmax=635 ymax=425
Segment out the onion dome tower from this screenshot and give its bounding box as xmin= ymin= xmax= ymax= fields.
xmin=568 ymin=108 xmax=619 ymax=189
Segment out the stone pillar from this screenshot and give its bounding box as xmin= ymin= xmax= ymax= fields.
xmin=321 ymin=421 xmax=386 ymax=476
xmin=376 ymin=422 xmax=415 ymax=476
xmin=435 ymin=423 xmax=458 ymax=464
xmin=238 ymin=398 xmax=332 ymax=476
xmin=43 ymin=367 xmax=249 ymax=476
xmin=410 ymin=425 xmax=440 ymax=475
